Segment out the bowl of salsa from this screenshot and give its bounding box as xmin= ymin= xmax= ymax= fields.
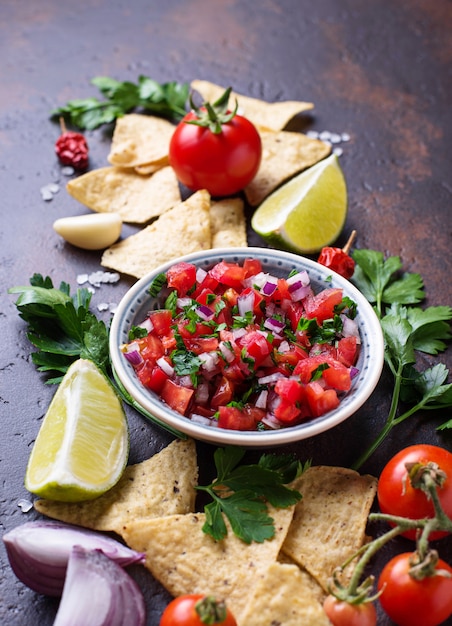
xmin=109 ymin=247 xmax=384 ymax=446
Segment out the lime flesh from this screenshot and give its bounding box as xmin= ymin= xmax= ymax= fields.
xmin=251 ymin=153 xmax=348 ymax=254
xmin=25 ymin=359 xmax=128 ymax=502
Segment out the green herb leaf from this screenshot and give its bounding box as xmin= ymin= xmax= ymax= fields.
xmin=197 ymin=447 xmax=304 ymax=543
xmin=51 ymin=75 xmax=189 ymax=130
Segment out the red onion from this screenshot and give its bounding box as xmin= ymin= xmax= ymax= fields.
xmin=262 ymin=279 xmax=278 ymax=296
xmin=255 ymin=389 xmax=268 ymax=409
xmin=123 ymin=349 xmax=143 ymax=367
xmin=196 ymin=267 xmax=207 ymax=283
xmin=287 ymin=270 xmax=310 ymax=288
xmin=53 ymin=546 xmax=145 ymax=626
xmin=340 ymin=314 xmax=361 ymax=340
xmin=3 ymin=520 xmax=145 ymax=597
xmin=219 ymin=341 xmax=235 ymax=363
xmin=198 ymin=351 xmax=220 ymax=371
xmin=138 ymin=318 xmax=153 ymax=333
xmin=196 ymin=304 xmax=215 ymax=321
xmin=264 ymin=316 xmax=285 ymax=335
xmin=237 ymin=290 xmax=254 ymax=317
xmin=156 ymin=356 xmax=174 ymax=377
xmin=257 ymin=372 xmax=285 ymax=385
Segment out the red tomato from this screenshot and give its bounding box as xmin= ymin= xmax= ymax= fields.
xmin=160 ymin=594 xmax=237 ymax=626
xmin=160 ymin=379 xmax=194 ymax=415
xmin=378 ymin=552 xmax=452 ymax=626
xmin=337 ymin=335 xmax=359 ymax=366
xmin=218 ymin=405 xmax=256 ymax=430
xmin=209 ymin=261 xmax=247 ymax=288
xmin=377 ymin=444 xmax=452 ymax=540
xmin=136 ymin=361 xmax=169 ymax=393
xmin=211 ymin=376 xmax=235 ymax=407
xmin=148 ymin=309 xmax=173 ymax=336
xmin=303 ymin=287 xmax=343 ymax=322
xmin=166 ymin=262 xmax=197 ymax=296
xmin=323 ymin=595 xmax=377 ymax=626
xmin=305 ymin=381 xmax=339 ymax=417
xmin=169 ymin=109 xmax=262 ymax=197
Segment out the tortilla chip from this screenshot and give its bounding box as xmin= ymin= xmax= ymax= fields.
xmin=108 ymin=113 xmax=174 ymax=168
xmin=210 ymin=198 xmax=247 ymax=248
xmin=245 ymin=129 xmax=332 ymax=206
xmin=34 ymin=439 xmax=198 ymax=535
xmin=239 ymin=562 xmax=332 ymax=626
xmin=101 ymin=189 xmax=211 ymax=278
xmin=281 ymin=466 xmax=377 ymax=592
xmin=66 ymin=165 xmax=181 ymax=224
xmin=134 ymin=157 xmax=170 ymax=176
xmin=122 ymin=505 xmax=295 ymax=621
xmin=191 ymin=80 xmax=313 ymax=132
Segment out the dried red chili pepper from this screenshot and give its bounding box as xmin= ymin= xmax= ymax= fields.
xmin=317 ymin=230 xmax=357 ymax=279
xmin=55 ymin=118 xmax=89 ymax=170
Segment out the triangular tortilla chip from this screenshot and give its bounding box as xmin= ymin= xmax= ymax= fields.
xmin=191 ymin=80 xmax=313 ymax=132
xmin=108 ymin=113 xmax=174 ymax=168
xmin=101 ymin=189 xmax=211 ymax=278
xmin=245 ymin=129 xmax=332 ymax=206
xmin=281 ymin=466 xmax=377 ymax=592
xmin=34 ymin=439 xmax=198 ymax=535
xmin=239 ymin=562 xmax=331 ymax=626
xmin=210 ymin=198 xmax=247 ymax=248
xmin=66 ymin=165 xmax=181 ymax=224
xmin=122 ymin=506 xmax=295 ymax=621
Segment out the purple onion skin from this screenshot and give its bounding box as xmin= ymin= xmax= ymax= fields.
xmin=53 ymin=546 xmax=146 ymax=626
xmin=3 ymin=520 xmax=145 ymax=597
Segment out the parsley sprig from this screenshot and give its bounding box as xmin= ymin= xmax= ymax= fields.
xmin=197 ymin=447 xmax=305 ymax=543
xmin=51 ymin=75 xmax=189 ymax=130
xmin=351 ymin=250 xmax=452 ymax=470
xmin=8 ymin=274 xmax=109 ymax=383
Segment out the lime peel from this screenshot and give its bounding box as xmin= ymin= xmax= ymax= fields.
xmin=25 ymin=359 xmax=129 ymax=502
xmin=251 ymin=153 xmax=348 ymax=254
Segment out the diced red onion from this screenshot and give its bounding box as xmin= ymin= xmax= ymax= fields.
xmin=123 ymin=349 xmax=143 ymax=368
xmin=177 ymin=297 xmax=192 ymax=309
xmin=196 ymin=304 xmax=215 ymax=321
xmin=350 ymin=366 xmax=360 ymax=379
xmin=264 ymin=317 xmax=285 ymax=334
xmin=2 ymin=521 xmax=145 ymax=597
xmin=232 ymin=327 xmax=247 ymax=340
xmin=255 ymin=389 xmax=268 ymax=409
xmin=277 ymin=340 xmax=291 ymax=353
xmin=288 ymin=284 xmax=311 ymax=302
xmin=196 ymin=267 xmax=207 ymax=283
xmin=261 ymin=413 xmax=283 ymax=429
xmin=195 ymin=381 xmax=210 ymax=404
xmin=156 ymin=357 xmax=174 ymax=378
xmin=237 ymin=291 xmax=254 ymax=317
xmin=262 ymin=279 xmax=278 ymax=296
xmin=341 ymin=315 xmax=361 ymax=341
xmin=287 ymin=270 xmax=310 ymax=288
xmin=257 ymin=372 xmax=285 ymax=385
xmin=198 ymin=351 xmax=220 ymax=371
xmin=138 ymin=318 xmax=153 ymax=333
xmin=190 ymin=413 xmax=219 ymax=427
xmin=53 ymin=546 xmax=145 ymax=626
xmin=219 ymin=341 xmax=235 ymax=363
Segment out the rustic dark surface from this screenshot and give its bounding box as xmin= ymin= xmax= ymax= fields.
xmin=1 ymin=1 xmax=451 ymax=624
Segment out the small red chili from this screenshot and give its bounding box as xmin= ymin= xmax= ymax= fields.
xmin=317 ymin=230 xmax=356 ymax=279
xmin=55 ymin=118 xmax=89 ymax=170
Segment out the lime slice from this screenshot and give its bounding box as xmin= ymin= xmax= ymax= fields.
xmin=25 ymin=359 xmax=128 ymax=502
xmin=251 ymin=153 xmax=348 ymax=254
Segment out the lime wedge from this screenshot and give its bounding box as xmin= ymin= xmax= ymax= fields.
xmin=25 ymin=359 xmax=128 ymax=502
xmin=251 ymin=153 xmax=348 ymax=254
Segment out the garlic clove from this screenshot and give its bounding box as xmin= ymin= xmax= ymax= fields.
xmin=53 ymin=213 xmax=122 ymax=250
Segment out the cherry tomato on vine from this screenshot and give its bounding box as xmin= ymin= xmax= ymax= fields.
xmin=377 ymin=444 xmax=452 ymax=540
xmin=323 ymin=595 xmax=377 ymax=626
xmin=378 ymin=552 xmax=452 ymax=626
xmin=160 ymin=594 xmax=237 ymax=626
xmin=169 ymin=88 xmax=262 ymax=197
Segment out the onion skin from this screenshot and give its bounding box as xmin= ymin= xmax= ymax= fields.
xmin=3 ymin=520 xmax=145 ymax=597
xmin=53 ymin=546 xmax=146 ymax=626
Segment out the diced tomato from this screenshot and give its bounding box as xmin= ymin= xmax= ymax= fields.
xmin=217 ymin=405 xmax=257 ymax=430
xmin=177 ymin=319 xmax=213 ymax=339
xmin=238 ymin=330 xmax=272 ymax=366
xmin=183 ymin=336 xmax=219 ymax=355
xmin=192 ymin=405 xmax=217 ymax=418
xmin=243 ymin=258 xmax=262 ymax=277
xmin=285 ymin=301 xmax=305 ymax=332
xmin=309 ymin=342 xmax=337 ymax=359
xmin=136 ymin=362 xmax=169 ymax=393
xmin=337 ymin=336 xmax=359 ymax=367
xmin=305 ymin=381 xmax=340 ymax=417
xmin=192 ymin=272 xmax=219 ymax=298
xmin=148 ymin=309 xmax=173 ymax=336
xmin=209 ymin=261 xmax=247 ymax=288
xmin=160 ymin=379 xmax=194 ymax=415
xmin=195 ymin=287 xmax=216 ymax=306
xmin=166 ymin=262 xmax=197 ymax=297
xmin=275 ymin=378 xmax=305 ymax=403
xmin=303 ymin=288 xmax=343 ymax=323
xmin=222 ymin=287 xmax=239 ymax=307
xmin=138 ymin=334 xmax=165 ymax=364
xmin=274 ymin=400 xmax=302 ymax=424
xmin=272 ymin=278 xmax=292 ymax=303
xmin=322 ymin=360 xmax=352 ymax=391
xmin=211 ymin=376 xmax=235 ymax=407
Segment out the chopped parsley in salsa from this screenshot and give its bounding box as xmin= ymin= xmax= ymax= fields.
xmin=121 ymin=258 xmax=360 ymax=431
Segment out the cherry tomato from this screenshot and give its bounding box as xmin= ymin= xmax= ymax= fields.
xmin=323 ymin=595 xmax=377 ymax=626
xmin=160 ymin=594 xmax=237 ymax=626
xmin=169 ymin=110 xmax=261 ymax=197
xmin=377 ymin=444 xmax=452 ymax=540
xmin=378 ymin=552 xmax=452 ymax=626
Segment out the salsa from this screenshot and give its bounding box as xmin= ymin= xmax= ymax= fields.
xmin=121 ymin=258 xmax=361 ymax=431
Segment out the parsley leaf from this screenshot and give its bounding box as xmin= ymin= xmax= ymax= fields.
xmin=8 ymin=274 xmax=109 ymax=383
xmin=51 ymin=75 xmax=189 ymax=130
xmin=197 ymin=447 xmax=304 ymax=543
xmin=350 ymin=251 xmax=452 ymax=469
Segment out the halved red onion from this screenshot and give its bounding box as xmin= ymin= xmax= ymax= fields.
xmin=53 ymin=546 xmax=145 ymax=626
xmin=3 ymin=521 xmax=145 ymax=597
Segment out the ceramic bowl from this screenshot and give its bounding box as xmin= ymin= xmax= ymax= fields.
xmin=109 ymin=247 xmax=384 ymax=447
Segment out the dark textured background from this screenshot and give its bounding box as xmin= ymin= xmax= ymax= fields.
xmin=1 ymin=1 xmax=451 ymax=624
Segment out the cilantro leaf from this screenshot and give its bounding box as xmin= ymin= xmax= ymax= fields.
xmin=197 ymin=447 xmax=304 ymax=543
